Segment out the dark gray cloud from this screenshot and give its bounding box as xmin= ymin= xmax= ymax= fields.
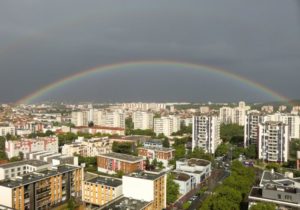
xmin=0 ymin=0 xmax=299 ymax=103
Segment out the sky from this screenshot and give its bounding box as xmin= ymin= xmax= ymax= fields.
xmin=0 ymin=0 xmax=299 ymax=103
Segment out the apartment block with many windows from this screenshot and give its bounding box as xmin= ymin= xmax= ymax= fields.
xmin=0 ymin=165 xmax=83 ymax=210
xmin=97 ymin=153 xmax=144 ymax=175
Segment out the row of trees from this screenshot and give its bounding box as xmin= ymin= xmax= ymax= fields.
xmin=201 ymin=161 xmax=256 ymax=210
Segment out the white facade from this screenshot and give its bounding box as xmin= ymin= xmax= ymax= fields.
xmin=263 ymin=113 xmax=300 ymax=139
xmin=71 ymin=111 xmax=89 ymax=126
xmin=5 ymin=137 xmax=59 ymax=159
xmin=192 ymin=115 xmax=221 ymax=154
xmin=175 ymin=158 xmax=211 ymax=184
xmin=61 ymin=137 xmax=111 ymax=157
xmin=0 ymin=160 xmax=50 ymax=180
xmin=93 ymin=110 xmax=125 ymax=128
xmin=122 ymin=103 xmax=166 ymax=111
xmin=132 ymin=111 xmax=154 ymax=130
xmin=244 ymin=110 xmax=263 ymax=147
xmin=219 ymin=101 xmax=250 ymax=126
xmin=0 ymin=124 xmax=15 ymax=137
xmin=258 ymin=121 xmax=289 ymax=163
xmin=154 ymin=115 xmax=180 ymax=137
xmin=172 ymin=172 xmax=193 ymax=195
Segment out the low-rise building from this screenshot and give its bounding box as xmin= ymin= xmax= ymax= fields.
xmin=0 ymin=165 xmax=83 ymax=210
xmin=25 ymin=151 xmax=78 ymax=166
xmin=62 ymin=137 xmax=111 ymax=157
xmin=97 ymin=153 xmax=144 ymax=175
xmin=144 ymin=139 xmax=163 ymax=148
xmin=109 ymin=135 xmax=151 ymax=146
xmin=71 ymin=126 xmax=125 ymax=136
xmin=0 ymin=124 xmax=15 ymax=137
xmin=5 ymin=137 xmax=58 ymax=159
xmin=138 ymin=147 xmax=175 ymax=167
xmin=0 ymin=160 xmax=50 ymax=180
xmin=83 ymin=176 xmax=122 ymax=208
xmin=175 ymin=158 xmax=211 ymax=184
xmin=171 ymin=171 xmax=194 ymax=195
xmin=248 ymin=170 xmax=300 ymax=209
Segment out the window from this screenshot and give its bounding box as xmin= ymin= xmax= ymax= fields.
xmin=277 ymin=194 xmax=281 ymax=199
xmin=285 ymin=195 xmax=292 ymax=201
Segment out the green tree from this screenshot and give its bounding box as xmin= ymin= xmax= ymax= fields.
xmin=167 ymin=174 xmax=180 ymax=204
xmin=67 ymin=197 xmax=76 ymax=210
xmin=174 ymin=144 xmax=186 ymax=160
xmin=125 ymin=117 xmax=134 ymax=135
xmin=112 ymin=142 xmax=135 ymax=155
xmin=250 ymin=202 xmax=276 ymax=210
xmin=220 ymin=124 xmax=243 ymax=144
xmin=245 ymin=144 xmax=257 ymax=159
xmin=162 ymin=138 xmax=170 ymax=148
xmin=215 ymin=143 xmax=229 ymax=157
xmin=289 ymin=138 xmax=300 ymax=159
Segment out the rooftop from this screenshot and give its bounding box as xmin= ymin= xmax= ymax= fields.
xmin=178 ymin=158 xmax=211 ymax=167
xmin=100 ymin=197 xmax=151 ymax=210
xmin=98 ymin=153 xmax=143 ymax=162
xmin=125 ymin=171 xmax=165 ymax=181
xmin=171 ymin=172 xmax=190 ymax=181
xmin=86 ymin=176 xmax=122 ymax=187
xmin=0 ymin=160 xmax=49 ymax=169
xmin=138 ymin=146 xmax=175 ymax=152
xmin=0 ymin=165 xmax=81 ymax=188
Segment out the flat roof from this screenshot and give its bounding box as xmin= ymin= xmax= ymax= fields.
xmin=100 ymin=197 xmax=151 ymax=210
xmin=171 ymin=172 xmax=190 ymax=181
xmin=86 ymin=176 xmax=122 ymax=187
xmin=0 ymin=165 xmax=81 ymax=188
xmin=0 ymin=160 xmax=49 ymax=169
xmin=125 ymin=171 xmax=165 ymax=181
xmin=138 ymin=146 xmax=175 ymax=152
xmin=178 ymin=158 xmax=211 ymax=167
xmin=98 ymin=153 xmax=143 ymax=163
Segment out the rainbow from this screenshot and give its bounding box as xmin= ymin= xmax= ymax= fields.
xmin=17 ymin=60 xmax=289 ymax=104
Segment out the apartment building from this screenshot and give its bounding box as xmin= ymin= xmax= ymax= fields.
xmin=219 ymin=101 xmax=250 ymax=126
xmin=83 ymin=176 xmax=122 ymax=208
xmin=97 ymin=153 xmax=144 ymax=174
xmin=0 ymin=124 xmax=15 ymax=137
xmin=0 ymin=165 xmax=83 ymax=210
xmin=62 ymin=137 xmax=111 ymax=157
xmin=261 ymin=106 xmax=274 ymax=113
xmin=71 ymin=126 xmax=125 ymax=136
xmin=25 ymin=151 xmax=78 ymax=167
xmin=258 ymin=121 xmax=289 ymax=163
xmin=122 ymin=172 xmax=167 ymax=210
xmin=5 ymin=137 xmax=59 ymax=159
xmin=249 ymin=170 xmax=300 ymax=209
xmin=264 ymin=113 xmax=300 ymax=139
xmin=138 ymin=147 xmax=175 ymax=167
xmin=0 ymin=160 xmax=50 ymax=180
xmin=100 ymin=197 xmax=152 ymax=210
xmin=93 ymin=110 xmax=125 ymax=128
xmin=121 ymin=103 xmax=166 ymax=111
xmin=153 ymin=115 xmax=180 ymax=137
xmin=175 ymin=158 xmax=211 ymax=185
xmin=244 ymin=110 xmax=263 ymax=147
xmin=192 ymin=115 xmax=221 ymax=154
xmin=71 ymin=111 xmax=89 ymax=127
xmin=132 ymin=111 xmax=154 ymax=130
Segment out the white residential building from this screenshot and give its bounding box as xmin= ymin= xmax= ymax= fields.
xmin=154 ymin=116 xmax=180 ymax=137
xmin=71 ymin=110 xmax=89 ymax=126
xmin=0 ymin=160 xmax=50 ymax=180
xmin=175 ymin=158 xmax=211 ymax=185
xmin=192 ymin=115 xmax=221 ymax=154
xmin=0 ymin=124 xmax=15 ymax=137
xmin=258 ymin=121 xmax=289 ymax=163
xmin=244 ymin=110 xmax=263 ymax=147
xmin=5 ymin=137 xmax=59 ymax=159
xmin=263 ymin=113 xmax=300 ymax=139
xmin=93 ymin=110 xmax=125 ymax=128
xmin=219 ymin=101 xmax=250 ymax=126
xmin=132 ymin=111 xmax=154 ymax=130
xmin=61 ymin=137 xmax=111 ymax=157
xmin=122 ymin=172 xmax=167 ymax=209
xmin=172 ymin=172 xmax=194 ymax=195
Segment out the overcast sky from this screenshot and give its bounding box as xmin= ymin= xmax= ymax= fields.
xmin=0 ymin=0 xmax=299 ymax=103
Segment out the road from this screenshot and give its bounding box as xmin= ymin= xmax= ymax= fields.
xmin=167 ymin=168 xmax=230 ymax=210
